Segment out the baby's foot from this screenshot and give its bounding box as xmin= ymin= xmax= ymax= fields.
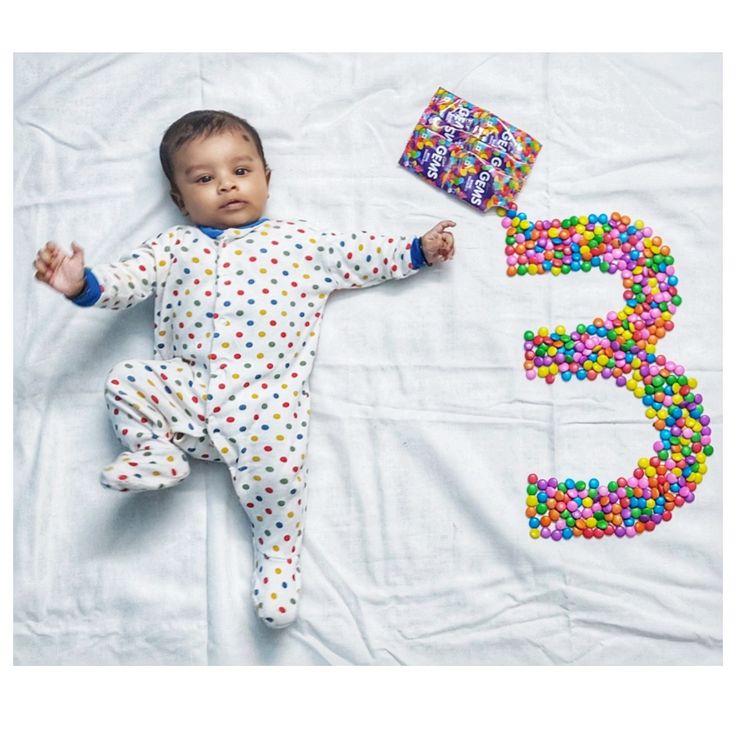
xmin=252 ymin=548 xmax=301 ymax=629
xmin=100 ymin=443 xmax=191 ymax=492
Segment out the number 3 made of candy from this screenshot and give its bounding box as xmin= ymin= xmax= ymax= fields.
xmin=501 ymin=207 xmax=714 ymax=540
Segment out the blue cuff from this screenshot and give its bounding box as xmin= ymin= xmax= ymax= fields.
xmin=410 ymin=236 xmax=429 ymax=269
xmin=68 ymin=267 xmax=101 ymax=306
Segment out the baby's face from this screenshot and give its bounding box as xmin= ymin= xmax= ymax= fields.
xmin=170 ymin=129 xmax=270 ymax=229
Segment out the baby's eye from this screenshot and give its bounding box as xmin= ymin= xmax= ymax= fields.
xmin=235 ymin=167 xmax=250 ymax=176
xmin=196 ymin=175 xmax=213 ymax=184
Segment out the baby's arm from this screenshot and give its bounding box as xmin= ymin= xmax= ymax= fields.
xmin=320 ymin=220 xmax=456 ymax=289
xmin=34 ymin=237 xmax=159 ymax=310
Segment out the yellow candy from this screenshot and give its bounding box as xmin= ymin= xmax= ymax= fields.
xmin=530 ymin=528 xmax=541 ymax=539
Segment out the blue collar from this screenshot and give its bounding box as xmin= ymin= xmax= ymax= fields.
xmin=197 ymin=217 xmax=268 ymax=239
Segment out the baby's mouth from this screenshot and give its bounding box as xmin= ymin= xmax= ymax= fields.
xmin=221 ymin=200 xmax=247 ymax=210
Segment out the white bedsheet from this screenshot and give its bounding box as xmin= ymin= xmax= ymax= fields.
xmin=13 ymin=53 xmax=722 ymax=665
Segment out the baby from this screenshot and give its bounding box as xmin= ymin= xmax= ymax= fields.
xmin=33 ymin=110 xmax=456 ymax=629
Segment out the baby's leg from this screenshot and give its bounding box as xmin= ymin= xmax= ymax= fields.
xmin=228 ymin=403 xmax=310 ymax=629
xmin=230 ymin=465 xmax=307 ymax=629
xmin=101 ymin=359 xmax=210 ymax=492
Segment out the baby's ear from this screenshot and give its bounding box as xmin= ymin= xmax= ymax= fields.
xmin=266 ymin=168 xmax=272 ymax=186
xmin=170 ymin=190 xmax=187 ymax=215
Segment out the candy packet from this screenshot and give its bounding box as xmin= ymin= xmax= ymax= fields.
xmin=421 ymin=87 xmax=541 ymax=165
xmin=399 ymin=87 xmax=542 ymax=212
xmin=400 ymin=124 xmax=523 ymax=209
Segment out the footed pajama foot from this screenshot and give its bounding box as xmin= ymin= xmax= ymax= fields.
xmin=252 ymin=546 xmax=301 ymax=629
xmin=100 ymin=442 xmax=191 ymax=492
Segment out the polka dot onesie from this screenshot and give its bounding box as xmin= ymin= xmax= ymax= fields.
xmin=74 ymin=217 xmax=427 ymax=628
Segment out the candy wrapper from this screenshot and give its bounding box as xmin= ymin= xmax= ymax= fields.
xmin=399 ymin=87 xmax=542 ymax=211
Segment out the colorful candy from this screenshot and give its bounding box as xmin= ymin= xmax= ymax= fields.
xmin=499 ymin=206 xmax=714 ymax=540
xmin=399 ymin=88 xmax=541 ymax=211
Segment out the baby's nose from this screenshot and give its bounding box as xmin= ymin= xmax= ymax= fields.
xmin=218 ymin=178 xmax=237 ymax=192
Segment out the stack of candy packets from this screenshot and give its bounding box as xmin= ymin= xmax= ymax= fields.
xmin=399 ymin=87 xmax=542 ymax=211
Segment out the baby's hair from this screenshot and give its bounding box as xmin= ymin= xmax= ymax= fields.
xmin=159 ymin=110 xmax=269 ymax=190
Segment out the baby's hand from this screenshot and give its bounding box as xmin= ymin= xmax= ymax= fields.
xmin=34 ymin=241 xmax=86 ymax=297
xmin=421 ymin=220 xmax=456 ymax=264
